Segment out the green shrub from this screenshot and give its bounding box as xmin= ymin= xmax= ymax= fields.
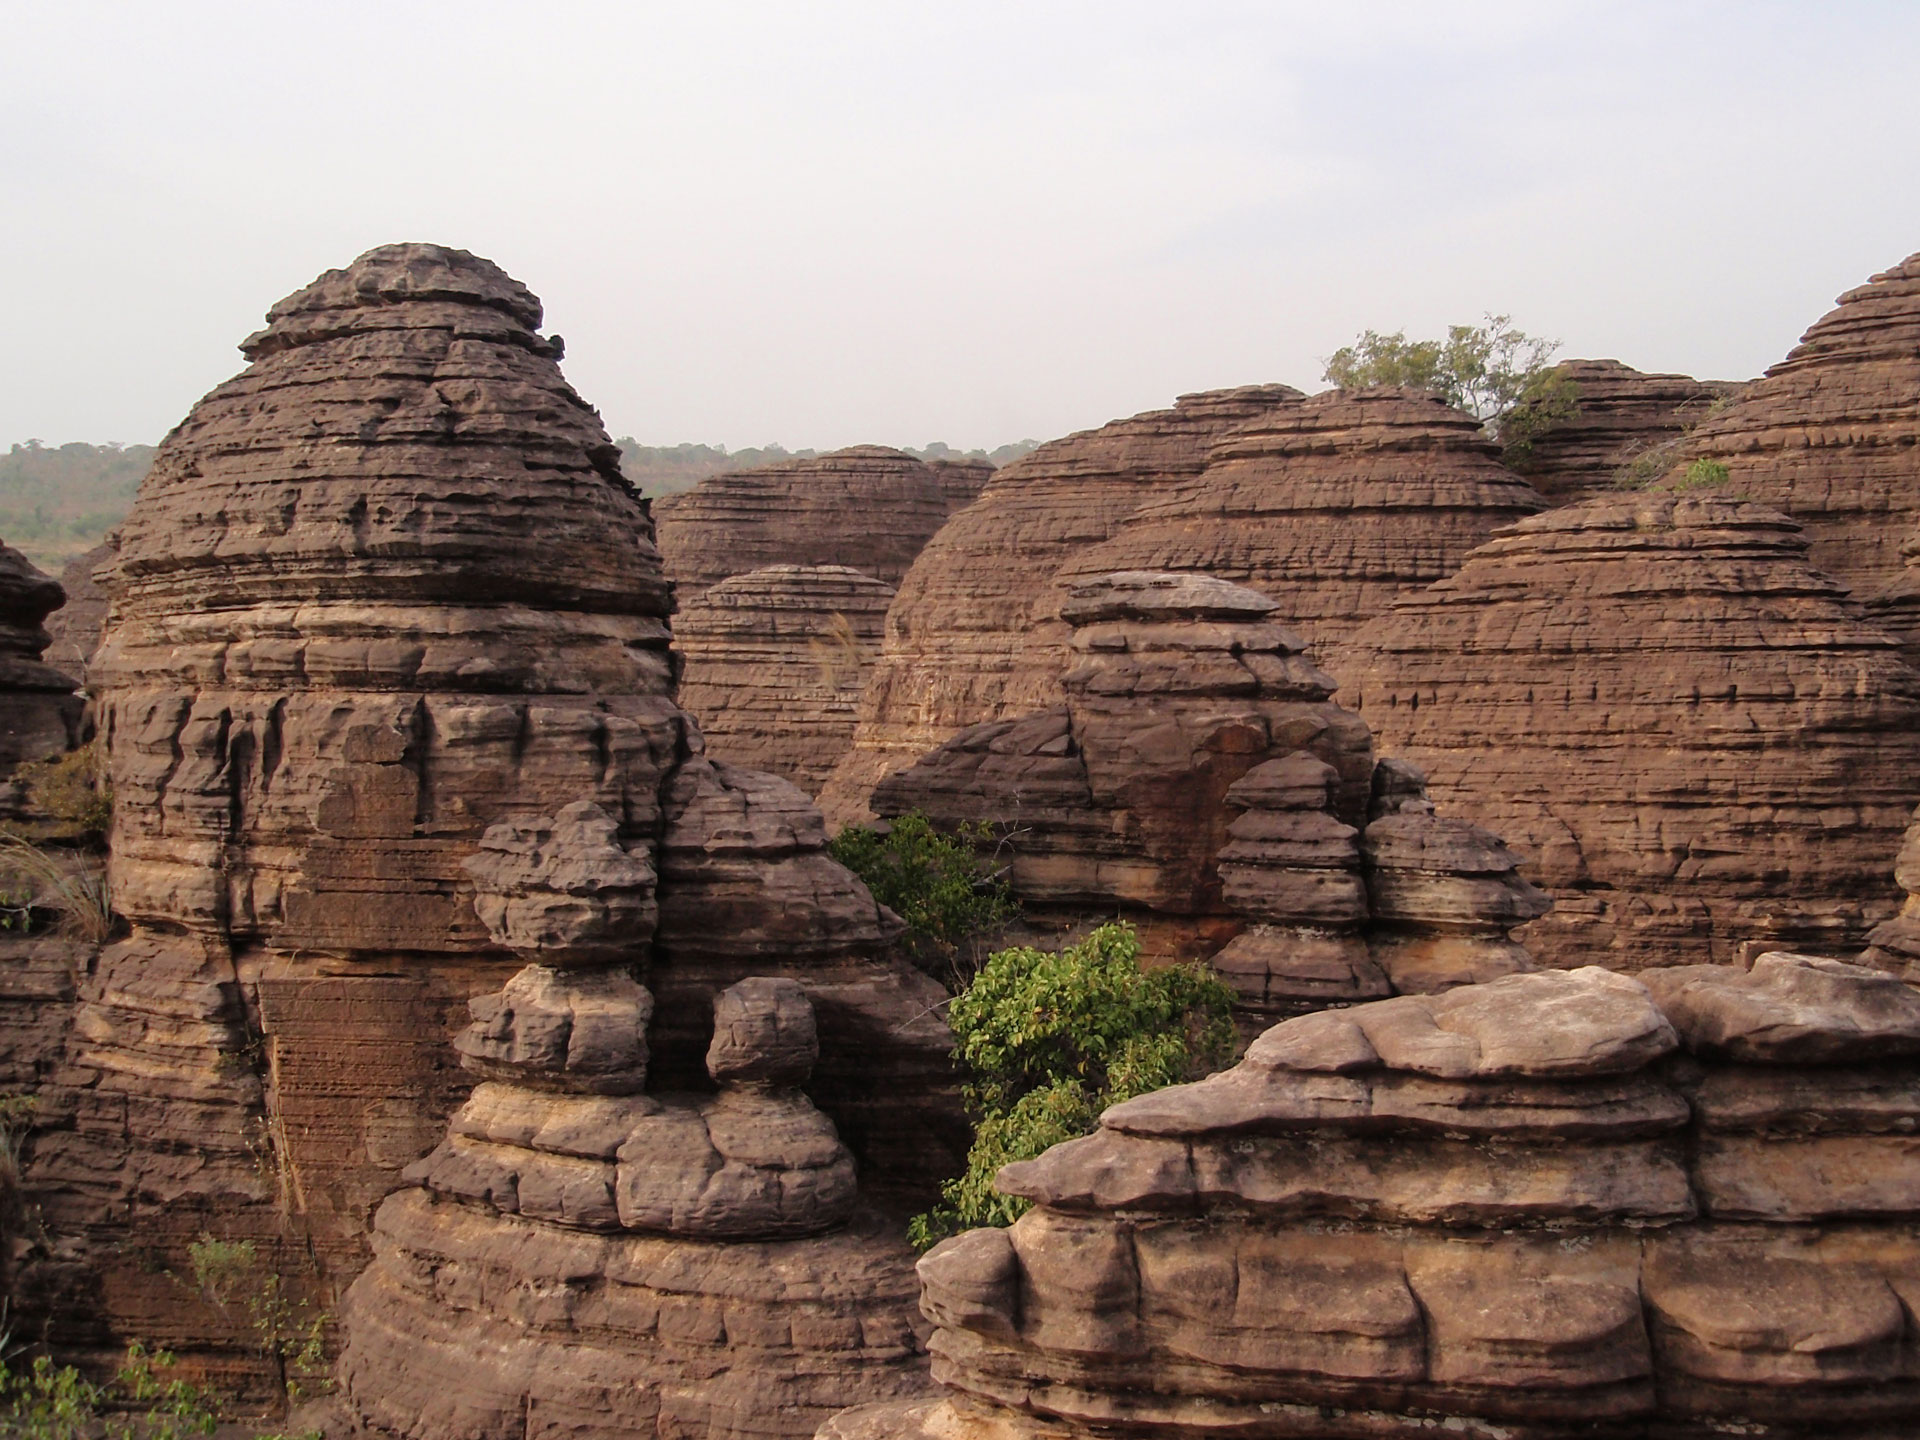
xmin=1671 ymin=458 xmax=1732 ymax=490
xmin=828 ymin=812 xmax=1016 ymax=987
xmin=909 ymin=922 xmax=1235 ymax=1249
xmin=188 ymin=1233 xmax=330 ymax=1407
xmin=0 ymin=1344 xmax=219 ymax=1440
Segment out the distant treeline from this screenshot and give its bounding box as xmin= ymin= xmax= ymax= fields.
xmin=0 ymin=435 xmax=1047 ymax=573
xmin=0 ymin=441 xmax=154 ymax=573
xmin=615 ymin=438 xmax=1040 ymax=498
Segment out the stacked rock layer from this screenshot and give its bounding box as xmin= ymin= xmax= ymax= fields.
xmin=873 ymin=572 xmax=1550 ymax=1009
xmin=818 ymin=386 xmax=1303 ymax=826
xmin=1063 ymin=388 xmax=1548 ymax=662
xmin=0 ymin=542 xmax=83 ymax=823
xmin=1512 ymin=359 xmax=1739 ymax=504
xmin=1670 ymin=252 xmax=1920 ymax=657
xmin=1342 ymin=494 xmax=1920 ymax=970
xmin=837 ymin=954 xmax=1920 ymax=1440
xmin=333 ymin=823 xmax=930 ymax=1440
xmin=20 ymin=245 xmax=958 ymax=1397
xmin=653 ymin=446 xmax=958 ymax=605
xmin=674 ymin=565 xmax=895 ymax=794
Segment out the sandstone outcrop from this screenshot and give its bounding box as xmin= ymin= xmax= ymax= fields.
xmin=1512 ymin=358 xmax=1738 ymax=504
xmin=1062 ymin=388 xmax=1547 ymax=660
xmin=1343 ymin=494 xmax=1920 ymax=970
xmin=0 ymin=542 xmax=83 ymax=824
xmin=927 ymin=457 xmax=993 ymax=513
xmin=819 ymin=387 xmax=1303 ymax=826
xmin=674 ymin=565 xmax=895 ymax=794
xmin=43 ymin=536 xmax=115 ymax=681
xmin=1671 ymin=253 xmax=1920 ymax=659
xmin=839 ymin=954 xmax=1920 ymax=1440
xmin=334 ymin=951 xmax=931 ymax=1440
xmin=873 ymin=572 xmax=1548 ymax=1011
xmin=653 ymin=447 xmax=956 ymax=605
xmin=15 ymin=244 xmax=958 ymax=1396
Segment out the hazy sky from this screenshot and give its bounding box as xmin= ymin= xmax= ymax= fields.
xmin=6 ymin=1 xmax=1918 ymax=451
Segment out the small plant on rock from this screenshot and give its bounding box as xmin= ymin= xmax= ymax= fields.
xmin=187 ymin=1234 xmax=330 ymax=1409
xmin=908 ymin=921 xmax=1235 ymax=1249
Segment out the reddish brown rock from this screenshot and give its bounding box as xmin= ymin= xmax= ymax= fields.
xmin=1671 ymin=254 xmax=1920 ymax=659
xmin=1064 ymin=388 xmax=1547 ymax=659
xmin=873 ymin=573 xmax=1548 ymax=1010
xmin=337 ymin=969 xmax=930 ymax=1439
xmin=817 ymin=387 xmax=1304 ymax=828
xmin=1862 ymin=805 xmax=1920 ymax=982
xmin=18 ymin=245 xmax=960 ymax=1406
xmin=1342 ymin=495 xmax=1920 ymax=970
xmin=0 ymin=541 xmax=84 ymax=824
xmin=674 ymin=564 xmax=895 ymax=794
xmin=653 ymin=446 xmax=955 ymax=605
xmin=42 ymin=535 xmax=115 ymax=681
xmin=927 ymin=456 xmax=994 ymax=513
xmin=848 ymin=958 xmax=1920 ymax=1440
xmin=1511 ymin=359 xmax=1739 ymax=504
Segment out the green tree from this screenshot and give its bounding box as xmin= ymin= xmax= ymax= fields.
xmin=909 ymin=922 xmax=1235 ymax=1249
xmin=1322 ymin=315 xmax=1578 ymax=462
xmin=828 ymin=812 xmax=1016 ymax=988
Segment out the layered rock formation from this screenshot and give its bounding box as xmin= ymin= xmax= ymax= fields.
xmin=927 ymin=457 xmax=994 ymax=513
xmin=1062 ymin=388 xmax=1547 ymax=660
xmin=333 ymin=841 xmax=931 ymax=1440
xmin=1511 ymin=359 xmax=1738 ymax=504
xmin=840 ymin=954 xmax=1920 ymax=1440
xmin=818 ymin=387 xmax=1303 ymax=827
xmin=42 ymin=537 xmax=115 ymax=682
xmin=872 ymin=572 xmax=1548 ymax=1005
xmin=17 ymin=244 xmax=958 ymax=1393
xmin=1672 ymin=253 xmax=1920 ymax=654
xmin=653 ymin=447 xmax=956 ymax=605
xmin=1342 ymin=494 xmax=1920 ymax=970
xmin=0 ymin=542 xmax=84 ymax=822
xmin=674 ymin=565 xmax=895 ymax=794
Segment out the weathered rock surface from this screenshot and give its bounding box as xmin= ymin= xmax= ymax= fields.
xmin=653 ymin=447 xmax=956 ymax=605
xmin=1862 ymin=804 xmax=1920 ymax=982
xmin=1064 ymin=388 xmax=1547 ymax=660
xmin=855 ymin=957 xmax=1920 ymax=1440
xmin=818 ymin=387 xmax=1304 ymax=827
xmin=0 ymin=542 xmax=84 ymax=823
xmin=927 ymin=457 xmax=994 ymax=513
xmin=1342 ymin=494 xmax=1920 ymax=970
xmin=1511 ymin=359 xmax=1739 ymax=504
xmin=675 ymin=564 xmax=895 ymax=794
xmin=339 ymin=974 xmax=930 ymax=1439
xmin=874 ymin=572 xmax=1549 ymax=1012
xmin=15 ymin=244 xmax=961 ymax=1401
xmin=43 ymin=536 xmax=116 ymax=681
xmin=1670 ymin=253 xmax=1920 ymax=660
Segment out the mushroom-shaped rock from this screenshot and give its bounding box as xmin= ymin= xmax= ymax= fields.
xmin=1344 ymin=493 xmax=1920 ymax=969
xmin=463 ymin=801 xmax=657 ymax=963
xmin=817 ymin=386 xmax=1305 ymax=827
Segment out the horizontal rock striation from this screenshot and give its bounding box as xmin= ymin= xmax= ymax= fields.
xmin=653 ymin=447 xmax=957 ymax=605
xmin=1512 ymin=359 xmax=1739 ymax=504
xmin=817 ymin=387 xmax=1304 ymax=828
xmin=850 ymin=954 xmax=1920 ymax=1440
xmin=18 ymin=245 xmax=960 ymax=1401
xmin=42 ymin=536 xmax=115 ymax=682
xmin=1342 ymin=495 xmax=1920 ymax=970
xmin=1063 ymin=388 xmax=1547 ymax=661
xmin=674 ymin=565 xmax=895 ymax=794
xmin=1671 ymin=253 xmax=1920 ymax=661
xmin=873 ymin=572 xmax=1549 ymax=1009
xmin=336 ymin=966 xmax=931 ymax=1440
xmin=0 ymin=541 xmax=84 ymax=824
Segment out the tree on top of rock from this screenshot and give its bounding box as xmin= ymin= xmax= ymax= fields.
xmin=1322 ymin=314 xmax=1578 ymax=464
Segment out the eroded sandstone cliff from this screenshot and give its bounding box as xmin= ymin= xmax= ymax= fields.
xmin=1513 ymin=358 xmax=1738 ymax=504
xmin=1342 ymin=494 xmax=1920 ymax=970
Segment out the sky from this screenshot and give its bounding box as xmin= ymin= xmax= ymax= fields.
xmin=5 ymin=1 xmax=1918 ymax=452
